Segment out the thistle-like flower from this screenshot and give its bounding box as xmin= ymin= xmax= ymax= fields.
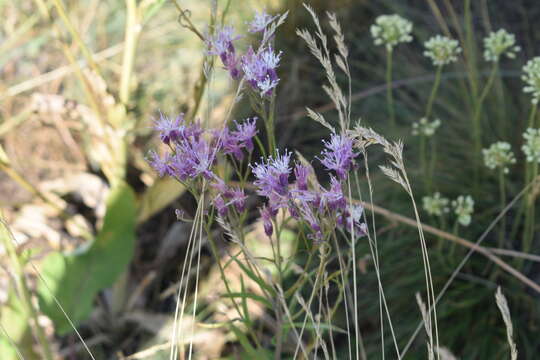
xmin=483 ymin=141 xmax=516 ymax=174
xmin=483 ymin=29 xmax=520 ymax=62
xmin=220 ymin=117 xmax=258 ymax=160
xmin=423 ymin=35 xmax=461 ymax=66
xmin=522 ymin=128 xmax=540 ymax=163
xmin=422 ymin=192 xmax=450 ymax=216
xmin=318 ymin=133 xmax=358 ymax=180
xmin=206 ymin=26 xmax=242 ymax=78
xmin=251 ymin=150 xmax=292 ymax=211
xmin=522 ymin=57 xmax=540 ymax=105
xmin=241 ymin=46 xmax=282 ymax=96
xmin=247 ymin=10 xmax=276 ymax=33
xmin=452 ymin=195 xmax=474 ymax=226
xmin=412 ymin=117 xmax=441 ymax=137
xmin=370 ymin=14 xmax=413 ymax=51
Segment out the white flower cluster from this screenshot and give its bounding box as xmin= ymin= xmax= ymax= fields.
xmin=422 ymin=192 xmax=450 ymax=216
xmin=423 ymin=35 xmax=461 ymax=66
xmin=482 ymin=141 xmax=516 ymax=174
xmin=483 ymin=29 xmax=520 ymax=62
xmin=452 ymin=195 xmax=474 ymax=226
xmin=522 ymin=128 xmax=540 ymax=163
xmin=522 ymin=57 xmax=540 ymax=105
xmin=412 ymin=117 xmax=441 ymax=137
xmin=370 ymin=14 xmax=413 ymax=51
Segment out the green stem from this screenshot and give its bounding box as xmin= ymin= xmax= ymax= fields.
xmin=0 ymin=219 xmax=54 ymax=360
xmin=524 ymin=162 xmax=538 ymax=255
xmin=425 ymin=65 xmax=443 ymax=120
xmin=420 ymin=135 xmax=427 ymax=189
xmin=498 ymin=169 xmax=506 ymax=248
xmin=386 ymin=49 xmax=395 ymax=129
xmin=119 ymin=0 xmax=140 ymax=106
xmin=472 ymin=65 xmax=498 ymax=190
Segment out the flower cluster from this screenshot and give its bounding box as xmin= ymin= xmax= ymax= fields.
xmin=483 ymin=141 xmax=516 ymax=174
xmin=452 ymin=195 xmax=474 ymax=226
xmin=148 ymin=113 xmax=257 ymax=218
xmin=423 ymin=35 xmax=461 ymax=66
xmin=522 ymin=128 xmax=540 ymax=163
xmin=251 ymin=134 xmax=363 ymax=241
xmin=206 ymin=11 xmax=284 ymax=97
xmin=370 ymin=14 xmax=413 ymax=51
xmin=412 ymin=117 xmax=441 ymax=137
xmin=422 ymin=192 xmax=450 ymax=216
xmin=522 ymin=57 xmax=540 ymax=105
xmin=483 ymin=29 xmax=520 ymax=62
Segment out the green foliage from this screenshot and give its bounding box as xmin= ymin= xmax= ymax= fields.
xmin=37 ymin=182 xmax=136 ymax=334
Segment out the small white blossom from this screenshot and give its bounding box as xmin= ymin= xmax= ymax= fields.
xmin=412 ymin=117 xmax=441 ymax=137
xmin=423 ymin=35 xmax=461 ymax=66
xmin=522 ymin=128 xmax=540 ymax=163
xmin=452 ymin=195 xmax=474 ymax=226
xmin=483 ymin=141 xmax=516 ymax=174
xmin=483 ymin=29 xmax=520 ymax=62
xmin=422 ymin=192 xmax=450 ymax=216
xmin=522 ymin=57 xmax=540 ymax=105
xmin=370 ymin=14 xmax=413 ymax=51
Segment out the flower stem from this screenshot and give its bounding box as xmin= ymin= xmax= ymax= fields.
xmin=425 ymin=65 xmax=443 ymax=120
xmin=386 ymin=49 xmax=395 ymax=130
xmin=472 ymin=64 xmax=498 ymax=189
xmin=498 ymin=169 xmax=506 ymax=248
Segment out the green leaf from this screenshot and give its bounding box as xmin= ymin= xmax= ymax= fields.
xmin=37 ymin=182 xmax=137 ymax=334
xmin=137 ymin=176 xmax=185 ymax=224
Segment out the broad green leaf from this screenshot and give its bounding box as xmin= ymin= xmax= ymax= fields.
xmin=137 ymin=176 xmax=184 ymax=224
xmin=37 ymin=182 xmax=136 ymax=334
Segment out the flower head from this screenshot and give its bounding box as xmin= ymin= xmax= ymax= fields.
xmin=522 ymin=57 xmax=540 ymax=105
xmin=522 ymin=128 xmax=540 ymax=163
xmin=412 ymin=117 xmax=441 ymax=137
xmin=220 ymin=118 xmax=258 ymax=160
xmin=422 ymin=192 xmax=450 ymax=216
xmin=248 ymin=10 xmax=276 ymax=33
xmin=147 ymin=150 xmax=173 ymax=177
xmin=294 ymin=164 xmax=310 ymax=191
xmin=319 ymin=134 xmax=358 ymax=180
xmin=339 ymin=205 xmax=368 ymax=237
xmin=241 ymin=46 xmax=282 ymax=96
xmin=251 ymin=150 xmax=292 ymax=211
xmin=153 ymin=113 xmax=183 ymax=144
xmin=370 ymin=14 xmax=413 ymax=51
xmin=169 ymin=138 xmax=216 ymax=181
xmin=452 ymin=195 xmax=474 ymax=226
xmin=423 ymin=35 xmax=461 ymax=66
xmin=260 ymin=205 xmax=273 ymax=237
xmin=483 ymin=29 xmax=520 ymax=62
xmin=483 ymin=141 xmax=516 ymax=174
xmin=206 ymin=26 xmax=242 ymax=78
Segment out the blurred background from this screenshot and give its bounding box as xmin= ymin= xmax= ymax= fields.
xmin=2 ymin=0 xmax=540 ymax=359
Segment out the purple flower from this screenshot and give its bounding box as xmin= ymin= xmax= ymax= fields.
xmin=241 ymin=46 xmax=282 ymax=96
xmin=340 ymin=205 xmax=368 ymax=237
xmin=206 ymin=26 xmax=242 ymax=79
xmin=260 ymin=205 xmax=273 ymax=237
xmin=214 ymin=195 xmax=228 ymax=217
xmin=319 ymin=134 xmax=358 ymax=180
xmin=220 ymin=118 xmax=258 ymax=160
xmin=252 ymin=150 xmax=291 ymax=212
xmin=298 ymin=204 xmax=322 ymax=241
xmin=294 ymin=164 xmax=310 ymax=191
xmin=247 ymin=10 xmax=276 ymax=33
xmin=319 ymin=177 xmax=346 ymax=211
xmin=147 ymin=150 xmax=173 ymax=177
xmin=229 ymin=187 xmax=247 ymax=212
xmin=169 ymin=138 xmax=216 ymax=181
xmin=154 ymin=113 xmax=183 ymax=144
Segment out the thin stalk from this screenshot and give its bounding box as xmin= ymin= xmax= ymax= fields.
xmin=428 ymin=138 xmax=437 ymax=193
xmin=498 ymin=169 xmax=506 ymax=248
xmin=524 ymin=162 xmax=538 ymax=255
xmin=425 ymin=65 xmax=443 ymax=120
xmin=0 ymin=218 xmax=54 ymax=360
xmin=386 ymin=49 xmax=395 ymax=130
xmin=472 ymin=65 xmax=497 ymax=188
xmin=119 ymin=0 xmax=140 ymax=106
xmin=420 ymin=135 xmax=427 ymax=189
